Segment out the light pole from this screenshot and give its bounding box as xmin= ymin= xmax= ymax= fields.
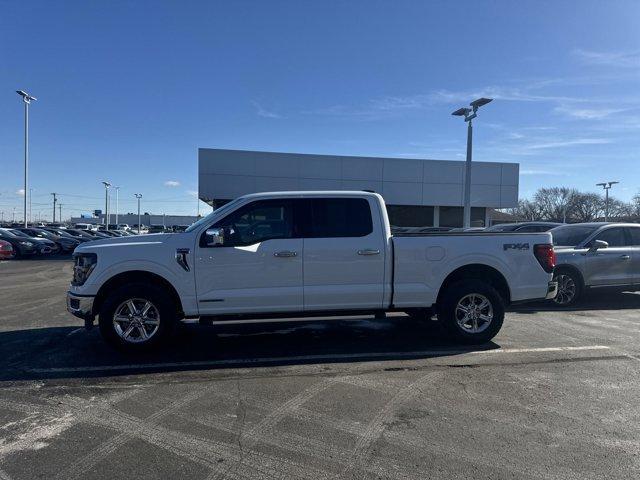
xmin=51 ymin=193 xmax=57 ymax=223
xmin=12 ymin=207 xmax=16 ymax=223
xmin=29 ymin=188 xmax=32 ymax=225
xmin=58 ymin=203 xmax=63 ymax=224
xmin=135 ymin=194 xmax=142 ymax=234
xmin=596 ymin=181 xmax=619 ymax=222
xmin=452 ymin=97 xmax=493 ymax=228
xmin=114 ymin=186 xmax=120 ymax=225
xmin=16 ymin=90 xmax=36 ymax=228
xmin=102 ymin=181 xmax=111 ymax=229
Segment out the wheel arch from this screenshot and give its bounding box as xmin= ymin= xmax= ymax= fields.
xmin=554 ymin=263 xmax=586 ymax=289
xmin=93 ymin=270 xmax=184 ymax=318
xmin=436 ymin=264 xmax=511 ymax=306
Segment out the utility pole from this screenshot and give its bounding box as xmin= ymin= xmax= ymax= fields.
xmin=51 ymin=193 xmax=58 ymax=223
xmin=135 ymin=194 xmax=142 ymax=234
xmin=114 ymin=186 xmax=120 ymax=224
xmin=58 ymin=203 xmax=63 ymax=224
xmin=12 ymin=207 xmax=16 ymax=223
xmin=16 ymin=90 xmax=36 ymax=228
xmin=452 ymin=97 xmax=493 ymax=228
xmin=596 ymin=181 xmax=619 ymax=222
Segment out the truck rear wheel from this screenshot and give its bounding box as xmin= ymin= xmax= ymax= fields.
xmin=438 ymin=280 xmax=504 ymax=344
xmin=98 ymin=283 xmax=176 ymax=351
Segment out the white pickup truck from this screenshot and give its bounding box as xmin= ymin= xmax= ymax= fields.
xmin=67 ymin=191 xmax=557 ymax=351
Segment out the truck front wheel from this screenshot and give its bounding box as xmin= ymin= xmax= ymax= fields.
xmin=98 ymin=283 xmax=176 ymax=351
xmin=438 ymin=280 xmax=504 ymax=344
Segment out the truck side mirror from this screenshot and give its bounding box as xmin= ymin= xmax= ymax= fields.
xmin=205 ymin=228 xmax=225 ymax=247
xmin=589 ymin=239 xmax=609 ymax=251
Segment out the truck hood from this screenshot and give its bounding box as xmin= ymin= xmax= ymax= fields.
xmin=76 ymin=233 xmax=175 ymax=252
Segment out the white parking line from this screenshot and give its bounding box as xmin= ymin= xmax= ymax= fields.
xmin=28 ymin=345 xmax=611 ymax=374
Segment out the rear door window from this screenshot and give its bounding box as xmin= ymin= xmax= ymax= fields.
xmin=626 ymin=227 xmax=640 ymax=246
xmin=307 ymin=198 xmax=373 ymax=238
xmin=595 ymin=227 xmax=626 ymax=247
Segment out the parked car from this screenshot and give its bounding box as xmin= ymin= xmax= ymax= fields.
xmin=0 ymin=239 xmax=15 ymax=260
xmin=147 ymin=224 xmax=166 ymax=234
xmin=84 ymin=230 xmax=112 ymax=239
xmin=15 ymin=227 xmax=79 ymax=253
xmin=0 ymin=228 xmax=38 ymax=257
xmin=9 ymin=229 xmax=59 ymax=254
xmin=117 ymin=224 xmax=131 ymax=231
xmin=42 ymin=227 xmax=91 ymax=243
xmin=63 ymin=228 xmax=100 ymax=241
xmin=67 ymin=191 xmax=557 ymax=351
xmin=551 ymin=222 xmax=640 ymax=306
xmin=486 ymin=222 xmax=563 ymax=233
xmin=74 ymin=223 xmax=98 ymax=231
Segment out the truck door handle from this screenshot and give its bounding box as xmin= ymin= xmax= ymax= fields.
xmin=620 ymin=254 xmax=631 ymax=260
xmin=357 ymin=249 xmax=380 ymax=256
xmin=274 ymin=251 xmax=297 ymax=257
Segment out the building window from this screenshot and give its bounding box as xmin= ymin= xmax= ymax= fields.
xmin=439 ymin=206 xmax=486 ymax=228
xmin=386 ymin=205 xmax=434 ymax=228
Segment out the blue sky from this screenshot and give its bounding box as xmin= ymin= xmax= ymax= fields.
xmin=1 ymin=1 xmax=639 ymax=221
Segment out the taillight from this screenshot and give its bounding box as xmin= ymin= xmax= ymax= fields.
xmin=534 ymin=243 xmax=555 ymax=273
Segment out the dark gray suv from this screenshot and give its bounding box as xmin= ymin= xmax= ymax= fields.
xmin=551 ymin=223 xmax=640 ymax=306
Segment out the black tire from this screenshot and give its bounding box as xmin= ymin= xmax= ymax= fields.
xmin=98 ymin=283 xmax=177 ymax=352
xmin=552 ymin=269 xmax=582 ymax=307
xmin=438 ymin=280 xmax=504 ymax=344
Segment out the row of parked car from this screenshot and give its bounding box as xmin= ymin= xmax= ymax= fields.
xmin=0 ymin=225 xmax=139 ymax=259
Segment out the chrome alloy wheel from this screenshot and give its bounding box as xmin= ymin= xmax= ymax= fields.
xmin=113 ymin=298 xmax=160 ymax=343
xmin=554 ymin=274 xmax=576 ymax=305
xmin=455 ymin=293 xmax=493 ymax=333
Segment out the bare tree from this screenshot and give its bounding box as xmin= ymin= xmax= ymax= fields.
xmin=631 ymin=192 xmax=640 ymax=217
xmin=571 ymin=192 xmax=603 ymax=222
xmin=534 ymin=187 xmax=578 ymax=222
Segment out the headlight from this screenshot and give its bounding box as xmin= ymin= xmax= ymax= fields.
xmin=72 ymin=253 xmax=97 ymax=286
xmin=20 ymin=241 xmax=33 ymax=246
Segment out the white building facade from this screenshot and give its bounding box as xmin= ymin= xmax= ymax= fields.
xmin=199 ymin=148 xmax=519 ymax=228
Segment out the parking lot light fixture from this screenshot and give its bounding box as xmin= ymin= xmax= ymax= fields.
xmin=16 ymin=90 xmax=36 ymax=228
xmin=135 ymin=193 xmax=142 ymax=234
xmin=452 ymin=97 xmax=493 ymax=228
xmin=102 ymin=181 xmax=111 ymax=229
xmin=51 ymin=193 xmax=57 ymax=223
xmin=596 ymin=181 xmax=619 ymax=222
xmin=114 ymin=186 xmax=120 ymax=225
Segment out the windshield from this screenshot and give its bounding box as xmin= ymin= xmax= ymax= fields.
xmin=0 ymin=228 xmax=20 ymax=239
xmin=185 ymin=198 xmax=244 ymax=233
xmin=550 ymin=225 xmax=599 ymax=247
xmin=9 ymin=230 xmax=31 ymax=238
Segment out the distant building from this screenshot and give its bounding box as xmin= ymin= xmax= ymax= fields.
xmin=198 ymin=148 xmax=519 ymax=228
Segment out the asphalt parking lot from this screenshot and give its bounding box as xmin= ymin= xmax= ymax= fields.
xmin=1 ymin=258 xmax=640 ymax=479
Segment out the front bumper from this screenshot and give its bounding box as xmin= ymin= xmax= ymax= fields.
xmin=66 ymin=291 xmax=95 ymax=324
xmin=545 ymin=281 xmax=558 ymax=300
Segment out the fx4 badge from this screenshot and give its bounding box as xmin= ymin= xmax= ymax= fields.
xmin=503 ymin=243 xmax=530 ymax=251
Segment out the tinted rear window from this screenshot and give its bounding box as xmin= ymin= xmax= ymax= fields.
xmin=551 ymin=225 xmax=599 ymax=246
xmin=628 ymin=228 xmax=640 ymax=246
xmin=308 ymin=198 xmax=373 ymax=238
